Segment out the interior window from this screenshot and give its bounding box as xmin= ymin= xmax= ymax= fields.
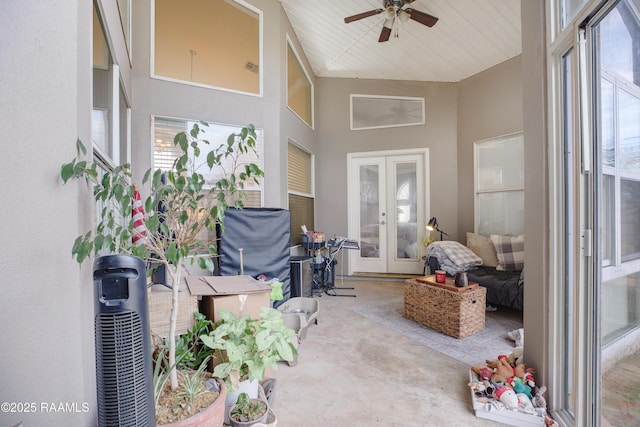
xmin=287 ymin=142 xmax=314 ymax=246
xmin=153 ymin=0 xmax=261 ymax=95
xmin=116 ymin=0 xmax=131 ymax=58
xmin=152 ymin=116 xmax=263 ymax=207
xmin=350 ymin=95 xmax=425 ymax=130
xmin=474 ymin=133 xmax=525 ymax=236
xmin=287 ymin=39 xmax=313 ymax=128
xmin=93 ymin=4 xmax=114 ymax=163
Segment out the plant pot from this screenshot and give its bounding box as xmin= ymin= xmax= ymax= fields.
xmin=280 ymin=312 xmax=301 ymax=367
xmin=276 ymin=297 xmax=319 ymax=340
xmin=160 ymin=377 xmax=227 ymax=427
xmin=224 ymin=379 xmax=260 ymax=425
xmin=229 ymin=397 xmax=269 ymax=427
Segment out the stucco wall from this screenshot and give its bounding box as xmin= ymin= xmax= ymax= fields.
xmin=313 ymin=78 xmax=458 ymax=273
xmin=0 ymin=1 xmax=96 ymax=426
xmin=131 ymin=0 xmax=316 ymax=209
xmin=521 ymin=0 xmax=548 ymax=400
xmin=0 ymin=1 xmax=548 ymax=424
xmin=456 ymin=56 xmax=524 ymax=236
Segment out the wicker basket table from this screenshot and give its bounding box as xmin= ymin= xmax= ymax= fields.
xmin=404 ymin=276 xmax=486 ymax=338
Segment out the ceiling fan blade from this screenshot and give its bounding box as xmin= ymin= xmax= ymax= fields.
xmin=344 ymin=9 xmax=384 ymax=23
xmin=406 ymin=8 xmax=439 ymax=27
xmin=378 ymin=26 xmax=392 ymax=42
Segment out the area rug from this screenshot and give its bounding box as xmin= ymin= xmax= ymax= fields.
xmin=351 ymin=298 xmax=523 ymax=367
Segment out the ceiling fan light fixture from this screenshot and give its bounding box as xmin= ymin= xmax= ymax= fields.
xmin=398 ymin=9 xmax=410 ymax=23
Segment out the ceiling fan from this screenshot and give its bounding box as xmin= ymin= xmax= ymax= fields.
xmin=344 ymin=0 xmax=438 ymax=42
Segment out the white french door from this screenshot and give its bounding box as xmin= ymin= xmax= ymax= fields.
xmin=348 ymin=150 xmax=428 ymax=275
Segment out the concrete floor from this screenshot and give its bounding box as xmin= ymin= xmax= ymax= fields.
xmin=270 ymin=279 xmax=501 ymax=426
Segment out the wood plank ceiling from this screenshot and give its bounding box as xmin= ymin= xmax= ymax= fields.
xmin=278 ymin=0 xmax=522 ymax=82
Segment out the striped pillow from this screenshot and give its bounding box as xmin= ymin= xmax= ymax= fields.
xmin=490 ymin=234 xmax=524 ymax=271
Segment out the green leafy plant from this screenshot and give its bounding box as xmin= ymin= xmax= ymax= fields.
xmin=152 ymin=344 xmax=188 ymax=409
xmin=176 ymin=312 xmax=215 ymax=370
xmin=177 ymin=358 xmax=211 ymax=406
xmin=200 ymin=307 xmax=297 ymax=392
xmin=61 ymin=122 xmax=263 ymax=392
xmin=230 ymin=392 xmax=267 ymax=423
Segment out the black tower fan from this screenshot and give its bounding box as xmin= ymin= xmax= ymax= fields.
xmin=93 ymin=255 xmax=155 ymax=426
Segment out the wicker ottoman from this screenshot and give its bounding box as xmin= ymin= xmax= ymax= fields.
xmin=404 ymin=276 xmax=486 ymax=338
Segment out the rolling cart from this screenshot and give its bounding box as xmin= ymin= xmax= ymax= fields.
xmin=302 ymin=233 xmax=359 ymax=297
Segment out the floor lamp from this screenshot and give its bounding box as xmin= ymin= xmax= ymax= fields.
xmin=426 ymin=217 xmax=449 ymax=241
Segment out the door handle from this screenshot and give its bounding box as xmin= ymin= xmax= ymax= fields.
xmin=380 ymin=221 xmax=386 ymax=225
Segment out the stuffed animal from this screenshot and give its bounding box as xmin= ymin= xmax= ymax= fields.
xmin=468 ymin=380 xmax=486 ymax=396
xmin=493 ymin=355 xmax=516 ymax=381
xmin=495 ymin=385 xmax=519 ymax=409
xmin=471 ymin=366 xmax=494 ymax=381
xmin=507 ymin=376 xmax=532 ymax=399
xmin=532 ymin=385 xmax=548 ymax=409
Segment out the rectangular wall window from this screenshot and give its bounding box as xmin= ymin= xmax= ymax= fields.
xmin=116 ymin=0 xmax=131 ymax=58
xmin=153 ymin=116 xmax=263 ymax=207
xmin=286 ymin=37 xmax=313 ymax=128
xmin=153 ymin=0 xmax=261 ymax=95
xmin=288 ymin=142 xmax=314 ymax=246
xmin=350 ymin=94 xmax=425 ymax=130
xmin=474 ymin=133 xmax=525 ymax=236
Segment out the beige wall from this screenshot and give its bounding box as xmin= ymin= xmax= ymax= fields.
xmin=131 ymin=0 xmax=316 ymax=209
xmin=521 ymin=0 xmax=547 ymax=397
xmin=314 ymin=61 xmax=524 ymax=273
xmin=314 ymin=78 xmax=459 ymax=263
xmin=456 ymin=56 xmax=524 ymax=236
xmin=0 ymin=0 xmax=100 ymax=425
xmin=0 ymin=0 xmax=550 ymax=424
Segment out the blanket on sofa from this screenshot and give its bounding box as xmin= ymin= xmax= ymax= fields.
xmin=426 ymin=241 xmax=483 ymax=275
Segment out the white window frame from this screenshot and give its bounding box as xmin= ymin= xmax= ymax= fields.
xmin=287 ymin=139 xmax=315 ymax=247
xmin=350 ymin=94 xmax=425 ymax=131
xmin=150 ymin=0 xmax=263 ymax=97
xmin=151 ymin=115 xmax=264 ymax=205
xmin=473 ymin=132 xmax=525 ymax=236
xmin=286 ymin=34 xmax=314 ymax=129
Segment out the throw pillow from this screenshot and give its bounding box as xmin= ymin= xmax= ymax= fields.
xmin=490 ymin=234 xmax=525 ymax=271
xmin=466 ymin=232 xmax=499 ymax=267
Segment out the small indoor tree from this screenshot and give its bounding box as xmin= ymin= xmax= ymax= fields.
xmin=61 ymin=122 xmax=263 ymax=391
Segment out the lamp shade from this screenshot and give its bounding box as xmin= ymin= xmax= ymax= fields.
xmin=426 ymin=217 xmax=438 ymax=231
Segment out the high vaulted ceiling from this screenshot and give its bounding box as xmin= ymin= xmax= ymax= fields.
xmin=279 ymin=0 xmax=522 ymax=83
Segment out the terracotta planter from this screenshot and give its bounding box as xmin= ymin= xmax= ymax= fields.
xmin=160 ymin=378 xmax=227 ymax=427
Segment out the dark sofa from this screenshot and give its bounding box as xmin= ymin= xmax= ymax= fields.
xmin=427 ymin=257 xmax=524 ymax=310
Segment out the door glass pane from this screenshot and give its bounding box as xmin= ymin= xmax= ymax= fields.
xmin=601 ymin=78 xmax=615 ymax=167
xmin=602 ymin=272 xmax=640 ymax=343
xmin=360 ymin=165 xmax=380 ymax=259
xmin=562 ymin=49 xmax=575 ymax=414
xmin=621 ymin=179 xmax=640 ymax=261
xmin=561 ymin=0 xmax=587 ymax=29
xmin=596 ymin=2 xmax=640 ymax=425
xmin=395 ymin=162 xmax=417 ymax=260
xmin=602 ymin=174 xmax=615 ymax=266
xmin=619 ymin=90 xmax=640 ymax=173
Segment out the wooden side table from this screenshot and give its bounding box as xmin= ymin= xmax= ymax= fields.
xmin=404 ymin=275 xmax=486 ymax=338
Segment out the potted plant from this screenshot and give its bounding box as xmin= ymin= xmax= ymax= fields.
xmin=60 ymin=122 xmax=263 ymax=424
xmin=200 ymin=307 xmax=296 ymax=422
xmin=201 ymin=307 xmax=297 ymax=390
xmin=229 ymin=392 xmax=269 ymax=426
